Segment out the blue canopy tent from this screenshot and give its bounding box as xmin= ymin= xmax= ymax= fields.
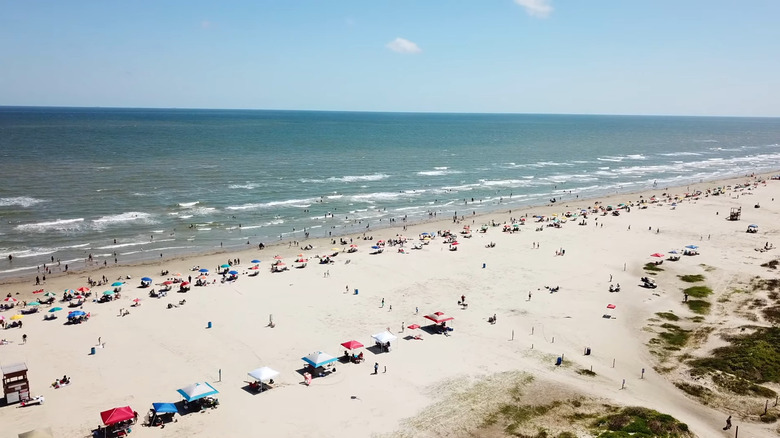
xmin=177 ymin=382 xmax=219 ymax=402
xmin=150 ymin=402 xmax=178 ymax=426
xmin=302 ymin=351 xmax=338 ymax=368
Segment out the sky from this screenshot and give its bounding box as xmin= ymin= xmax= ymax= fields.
xmin=2 ymin=0 xmax=780 ymax=116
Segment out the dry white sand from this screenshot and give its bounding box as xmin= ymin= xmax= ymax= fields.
xmin=2 ymin=174 xmax=779 ymax=437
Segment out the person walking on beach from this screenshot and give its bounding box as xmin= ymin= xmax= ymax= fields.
xmin=381 ymin=298 xmax=385 ymax=308
xmin=528 ymin=291 xmax=532 ymax=301
xmin=374 ymin=362 xmax=379 ymax=375
xmin=723 ymin=415 xmax=732 ymax=430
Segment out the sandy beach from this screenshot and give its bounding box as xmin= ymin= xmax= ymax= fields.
xmin=3 ymin=173 xmax=780 ymax=437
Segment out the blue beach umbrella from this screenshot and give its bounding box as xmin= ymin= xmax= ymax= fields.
xmin=49 ymin=307 xmax=63 ymax=312
xmin=111 ymin=282 xmax=124 ymax=287
xmin=103 ymin=290 xmax=115 ymax=296
xmin=371 ymin=246 xmax=380 ymax=249
xmin=199 ymin=268 xmax=209 ymax=273
xmin=228 ymin=270 xmax=239 ymax=275
xmin=28 ymin=301 xmax=40 ymax=306
xmin=141 ymin=277 xmax=153 ymax=282
xmin=68 ymin=310 xmax=86 ymax=318
xmin=685 ymin=245 xmax=699 ymax=249
xmin=251 ymin=259 xmax=261 ymax=264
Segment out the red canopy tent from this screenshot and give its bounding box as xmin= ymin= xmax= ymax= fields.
xmin=100 ymin=406 xmax=134 ymax=425
xmin=340 ymin=340 xmax=364 ymax=350
xmin=424 ymin=312 xmax=454 ymax=324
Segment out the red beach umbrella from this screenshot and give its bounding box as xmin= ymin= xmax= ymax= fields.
xmin=162 ymin=281 xmax=173 ymax=285
xmin=606 ymin=304 xmax=616 ymax=309
xmin=77 ymin=287 xmax=91 ymax=293
xmin=424 ymin=312 xmax=454 ymax=324
xmin=650 ymin=253 xmax=664 ymax=258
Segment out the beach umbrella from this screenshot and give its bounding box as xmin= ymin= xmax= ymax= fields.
xmin=251 ymin=259 xmax=261 ymax=264
xmin=248 ymin=266 xmax=259 ymax=270
xmin=199 ymin=268 xmax=209 ymax=273
xmin=372 ymin=331 xmax=398 ymax=344
xmin=74 ymin=295 xmax=85 ymax=300
xmin=111 ymin=282 xmax=123 ymax=287
xmin=68 ymin=310 xmax=86 ymax=318
xmin=11 ymin=314 xmax=24 ymax=320
xmin=349 ymin=244 xmax=357 ymax=248
xmin=45 ymin=292 xmax=57 ymax=297
xmin=176 ymin=382 xmax=219 ymax=402
xmin=341 ymin=340 xmax=364 ymax=350
xmin=407 ymin=324 xmax=421 ymax=330
xmin=103 ymin=290 xmax=115 ymax=296
xmin=151 ymin=402 xmax=178 ymax=414
xmin=669 ymin=250 xmax=679 ymax=254
xmin=650 ymin=253 xmax=664 ymax=258
xmin=141 ymin=277 xmax=153 ymax=282
xmin=248 ymin=367 xmax=280 ymax=382
xmin=76 ymin=287 xmax=90 ymax=293
xmin=18 ymin=427 xmax=54 ymax=438
xmin=162 ymin=281 xmax=173 ymax=285
xmin=273 ymin=255 xmax=283 ymax=260
xmin=133 ymin=298 xmax=141 ymax=303
xmin=0 ymin=315 xmax=5 ymax=320
xmin=27 ymin=301 xmax=40 ymax=306
xmin=220 ymin=264 xmax=231 ymax=269
xmin=49 ymin=307 xmax=62 ymax=313
xmin=685 ymin=245 xmax=699 ymax=249
xmin=228 ymin=270 xmax=239 ymax=275
xmin=424 ymin=312 xmax=454 ymax=324
xmin=61 ymin=290 xmax=72 ymax=295
xmin=4 ymin=297 xmax=18 ymax=303
xmin=100 ymin=406 xmax=135 ymax=425
xmin=302 ymin=351 xmax=338 ymax=368
xmin=451 ymin=241 xmax=459 ymax=245
xmin=371 ymin=245 xmax=380 ymax=249
xmin=606 ymin=304 xmax=616 ymax=309
xmin=748 ymin=224 xmax=758 ymax=228
xmin=173 ymin=273 xmax=182 ymax=277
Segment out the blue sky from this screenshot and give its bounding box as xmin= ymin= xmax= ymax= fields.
xmin=2 ymin=0 xmax=780 ymax=116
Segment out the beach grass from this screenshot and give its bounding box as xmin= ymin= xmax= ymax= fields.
xmin=689 ymin=326 xmax=780 ymax=397
xmin=657 ymin=324 xmax=691 ymax=349
xmin=682 ymin=286 xmax=712 ymax=298
xmin=591 ymin=406 xmax=692 ymax=437
xmin=655 ymin=312 xmax=680 ymax=321
xmin=685 ymin=300 xmax=711 ymax=315
xmin=674 ymin=381 xmax=713 ymax=400
xmin=678 ymin=274 xmax=705 ymax=283
xmin=577 ymin=368 xmax=597 ymax=377
xmin=760 ymin=259 xmax=778 ymax=269
xmin=643 ymin=263 xmax=664 ymax=272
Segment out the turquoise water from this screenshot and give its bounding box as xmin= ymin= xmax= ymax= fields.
xmin=1 ymin=107 xmax=779 ymax=277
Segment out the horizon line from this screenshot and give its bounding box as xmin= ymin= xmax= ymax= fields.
xmin=1 ymin=105 xmax=778 ymax=119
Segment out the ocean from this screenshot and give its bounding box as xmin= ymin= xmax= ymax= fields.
xmin=1 ymin=107 xmax=779 ymax=279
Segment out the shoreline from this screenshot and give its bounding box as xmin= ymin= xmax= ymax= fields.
xmin=3 ymin=170 xmax=773 ymax=290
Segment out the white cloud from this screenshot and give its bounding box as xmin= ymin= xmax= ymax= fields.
xmin=514 ymin=0 xmax=553 ymax=18
xmin=386 ymin=37 xmax=422 ymax=54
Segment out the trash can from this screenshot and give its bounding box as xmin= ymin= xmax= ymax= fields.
xmin=207 ymin=321 xmax=212 ymax=329
xmin=90 ymin=347 xmax=96 ymax=355
xmin=555 ymin=357 xmax=562 ymax=366
xmin=354 ymin=289 xmax=358 ymax=295
xmin=585 ymin=347 xmax=591 ymax=356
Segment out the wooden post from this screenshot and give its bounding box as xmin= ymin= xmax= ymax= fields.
xmin=561 ymin=353 xmax=565 ymax=362
xmin=511 ymin=330 xmax=514 ymax=340
xmin=552 ymin=336 xmax=555 ymax=343
xmin=531 ymin=327 xmax=534 ymax=335
xmin=765 ymin=400 xmax=769 ymax=415
xmin=621 ymin=379 xmax=625 ymax=389
xmin=612 ymin=358 xmax=615 ymax=368
xmin=735 ymin=425 xmax=738 ymax=438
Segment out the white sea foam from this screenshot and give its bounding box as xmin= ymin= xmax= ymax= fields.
xmin=417 ymin=169 xmax=461 ymax=176
xmin=658 ymin=152 xmax=702 ymax=157
xmin=433 ymin=166 xmax=449 ymax=170
xmin=226 ymin=198 xmax=316 ymax=211
xmin=178 ymin=201 xmax=200 ymax=208
xmin=15 ymin=218 xmax=85 ymax=232
xmin=93 ymin=212 xmax=157 ymax=227
xmin=228 ymin=183 xmax=257 ymax=190
xmin=329 ymin=173 xmax=389 ymax=183
xmin=0 ymin=197 xmax=46 ymax=208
